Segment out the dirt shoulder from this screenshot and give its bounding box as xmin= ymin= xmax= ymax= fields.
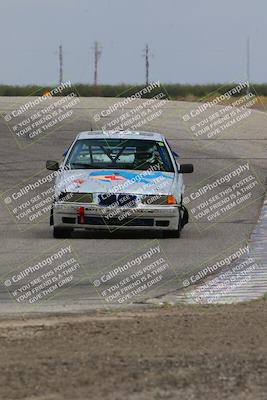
xmin=0 ymin=300 xmax=267 ymax=400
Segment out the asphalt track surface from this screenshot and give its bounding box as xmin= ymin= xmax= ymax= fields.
xmin=0 ymin=96 xmax=266 ymax=314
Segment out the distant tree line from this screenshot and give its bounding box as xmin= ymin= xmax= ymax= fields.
xmin=0 ymin=83 xmax=266 ymax=98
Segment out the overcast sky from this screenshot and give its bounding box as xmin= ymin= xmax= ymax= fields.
xmin=0 ymin=0 xmax=266 ymax=85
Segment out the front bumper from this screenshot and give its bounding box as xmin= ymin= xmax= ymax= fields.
xmin=52 ymin=202 xmax=180 ymax=231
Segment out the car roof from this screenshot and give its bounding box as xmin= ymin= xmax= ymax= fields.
xmin=76 ymin=130 xmax=165 ymax=141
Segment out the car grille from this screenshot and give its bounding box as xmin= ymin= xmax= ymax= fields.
xmin=78 ymin=216 xmax=154 ymax=227
xmin=98 ymin=194 xmax=137 ymax=207
xmin=98 ymin=194 xmax=117 ymax=206
xmin=117 ymin=194 xmax=137 ymax=207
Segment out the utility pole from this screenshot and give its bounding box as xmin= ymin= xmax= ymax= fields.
xmin=59 ymin=44 xmax=63 ymax=85
xmin=246 ymin=36 xmax=250 ymax=94
xmin=93 ymin=42 xmax=102 ymax=86
xmin=144 ymin=44 xmax=150 ymax=86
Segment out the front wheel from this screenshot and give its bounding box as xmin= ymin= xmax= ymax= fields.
xmin=53 ymin=226 xmax=73 ymax=238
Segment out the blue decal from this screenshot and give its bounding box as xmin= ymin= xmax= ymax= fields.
xmin=88 ymin=170 xmax=173 ymax=184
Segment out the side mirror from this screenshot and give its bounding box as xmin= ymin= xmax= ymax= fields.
xmin=46 ymin=160 xmax=59 ymax=171
xmin=172 ymin=150 xmax=179 ymax=158
xmin=63 ymin=149 xmax=69 ymax=157
xmin=179 ymin=164 xmax=194 ymax=174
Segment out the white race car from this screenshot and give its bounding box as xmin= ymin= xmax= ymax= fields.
xmin=46 ymin=131 xmax=193 ymax=238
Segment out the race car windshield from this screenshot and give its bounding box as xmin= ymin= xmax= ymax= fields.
xmin=65 ymin=139 xmax=175 ymax=172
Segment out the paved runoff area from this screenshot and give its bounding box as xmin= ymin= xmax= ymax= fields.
xmin=0 ymin=91 xmax=266 ymax=315
xmin=147 ymin=195 xmax=267 ymax=305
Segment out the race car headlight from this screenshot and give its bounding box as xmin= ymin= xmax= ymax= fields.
xmin=141 ymin=195 xmax=167 ymax=205
xmin=167 ymin=195 xmax=177 ymax=205
xmin=141 ymin=195 xmax=177 ymax=205
xmin=58 ymin=192 xmax=69 ymax=201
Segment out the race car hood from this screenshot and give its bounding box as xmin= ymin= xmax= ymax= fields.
xmin=56 ymin=168 xmax=175 ymax=196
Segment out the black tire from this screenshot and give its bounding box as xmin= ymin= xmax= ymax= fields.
xmin=180 ymin=205 xmax=189 ymax=228
xmin=53 ymin=226 xmax=73 ymax=238
xmin=50 ymin=206 xmax=54 ymax=226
